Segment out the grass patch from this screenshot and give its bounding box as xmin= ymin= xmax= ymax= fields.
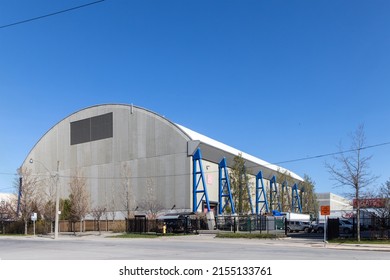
xmin=109 ymin=232 xmax=198 ymax=238
xmin=0 ymin=234 xmax=29 ymax=237
xmin=328 ymin=238 xmax=390 ymax=245
xmin=110 ymin=233 xmax=160 ymax=239
xmin=216 ymin=232 xmax=283 ymax=239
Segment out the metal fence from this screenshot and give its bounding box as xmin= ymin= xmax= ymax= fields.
xmin=322 ymin=217 xmax=390 ymax=240
xmin=215 ymin=215 xmax=285 ymax=233
xmin=351 ymin=217 xmax=390 ymax=239
xmin=126 ymin=216 xmax=209 ymax=234
xmin=125 ymin=215 xmax=284 ymax=234
xmin=4 ymin=215 xmax=389 ymax=240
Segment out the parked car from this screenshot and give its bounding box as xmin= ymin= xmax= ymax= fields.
xmin=339 ymin=219 xmax=353 ymax=234
xmin=311 ymin=219 xmax=353 ymax=234
xmin=312 ymin=222 xmax=325 ymax=233
xmin=286 ymin=220 xmax=312 ymax=233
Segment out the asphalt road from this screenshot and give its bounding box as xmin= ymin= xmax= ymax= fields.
xmin=1 ymin=234 xmax=390 ymax=260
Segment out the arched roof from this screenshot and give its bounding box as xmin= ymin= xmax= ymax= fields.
xmin=23 ymin=103 xmax=303 ymax=182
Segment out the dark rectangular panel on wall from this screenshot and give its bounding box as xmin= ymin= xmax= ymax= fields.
xmin=70 ymin=118 xmax=91 ymax=145
xmin=91 ymin=112 xmax=113 ymax=141
xmin=70 ymin=112 xmax=113 ymax=145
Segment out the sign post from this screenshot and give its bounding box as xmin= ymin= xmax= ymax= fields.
xmin=320 ymin=205 xmax=330 ymax=244
xmin=31 ymin=212 xmax=37 ymax=237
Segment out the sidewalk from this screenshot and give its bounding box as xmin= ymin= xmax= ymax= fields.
xmin=3 ymin=231 xmax=390 ymax=252
xmin=259 ymin=237 xmax=390 ymax=252
xmin=325 ymin=241 xmax=390 ymax=252
xmin=0 ymin=231 xmax=123 ymax=240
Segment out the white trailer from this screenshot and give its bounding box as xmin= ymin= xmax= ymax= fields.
xmin=282 ymin=212 xmax=311 ymax=233
xmin=282 ymin=212 xmax=310 ymax=222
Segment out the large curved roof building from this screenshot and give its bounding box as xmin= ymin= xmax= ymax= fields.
xmin=22 ymin=104 xmax=303 ymax=218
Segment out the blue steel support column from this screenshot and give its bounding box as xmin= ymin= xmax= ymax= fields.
xmin=218 ymin=158 xmax=235 ymax=215
xmin=269 ymin=175 xmax=281 ymax=212
xmin=291 ymin=183 xmax=302 ymax=213
xmin=192 ymin=148 xmax=210 ymax=212
xmin=256 ymin=171 xmax=269 ymax=215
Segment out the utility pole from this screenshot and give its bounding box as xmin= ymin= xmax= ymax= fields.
xmin=54 ymin=161 xmax=60 ymax=239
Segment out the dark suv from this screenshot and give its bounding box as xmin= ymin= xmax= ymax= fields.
xmin=312 ymin=220 xmax=353 ymax=234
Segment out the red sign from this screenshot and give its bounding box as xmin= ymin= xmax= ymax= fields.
xmin=321 ymin=205 xmax=331 ymax=216
xmin=353 ymin=198 xmax=386 ymax=209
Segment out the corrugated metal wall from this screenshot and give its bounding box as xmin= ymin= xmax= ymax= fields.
xmin=23 ymin=105 xmax=192 ymax=216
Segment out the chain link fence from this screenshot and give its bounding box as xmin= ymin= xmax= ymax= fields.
xmin=125 ymin=214 xmax=286 ymax=235
xmin=215 ymin=215 xmax=285 ymax=234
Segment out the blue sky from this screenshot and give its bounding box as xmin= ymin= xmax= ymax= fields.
xmin=1 ymin=0 xmax=390 ymax=196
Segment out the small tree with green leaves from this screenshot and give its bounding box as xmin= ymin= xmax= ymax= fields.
xmin=60 ymin=198 xmax=71 ymax=220
xmin=230 ymin=153 xmax=251 ymax=214
xmin=300 ymin=174 xmax=318 ymax=217
xmin=277 ymin=170 xmax=295 ymax=212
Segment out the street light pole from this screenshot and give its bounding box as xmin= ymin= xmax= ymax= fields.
xmin=54 ymin=161 xmax=60 ymax=239
xmin=30 ymin=158 xmax=60 ymax=239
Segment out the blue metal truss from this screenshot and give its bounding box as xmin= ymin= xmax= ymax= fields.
xmin=256 ymin=171 xmax=269 ymax=215
xmin=218 ymin=158 xmax=235 ymax=215
xmin=269 ymin=175 xmax=281 ymax=212
xmin=192 ymin=148 xmax=210 ymax=212
xmin=291 ymin=183 xmax=302 ymax=213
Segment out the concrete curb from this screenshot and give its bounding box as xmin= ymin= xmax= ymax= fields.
xmin=325 ymin=242 xmax=390 ymax=252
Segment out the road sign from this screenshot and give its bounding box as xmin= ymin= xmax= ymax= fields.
xmin=31 ymin=212 xmax=37 ymax=221
xmin=321 ymin=205 xmax=330 ymax=216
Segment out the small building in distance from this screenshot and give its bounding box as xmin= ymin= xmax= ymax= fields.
xmin=316 ymin=192 xmax=353 ymax=221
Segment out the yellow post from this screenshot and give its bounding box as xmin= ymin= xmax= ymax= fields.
xmin=163 ymin=223 xmax=166 ymax=234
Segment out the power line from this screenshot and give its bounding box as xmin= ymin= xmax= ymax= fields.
xmin=0 ymin=0 xmax=105 ymax=30
xmin=0 ymin=187 xmax=14 ymax=191
xmin=273 ymin=141 xmax=390 ymax=165
xmin=0 ymin=172 xmax=17 ymax=177
xmin=1 ymin=140 xmax=390 ymax=180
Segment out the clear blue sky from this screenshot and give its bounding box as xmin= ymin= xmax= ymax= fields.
xmin=1 ymin=0 xmax=390 ymax=196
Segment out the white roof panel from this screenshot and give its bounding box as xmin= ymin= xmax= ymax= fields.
xmin=176 ymin=124 xmax=303 ymax=182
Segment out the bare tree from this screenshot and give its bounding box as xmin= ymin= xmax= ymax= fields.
xmin=104 ymin=184 xmax=116 ymax=231
xmin=91 ymin=206 xmax=106 ymax=234
xmin=14 ymin=167 xmax=42 ymax=235
xmin=375 ymin=179 xmax=390 ymax=219
xmin=69 ymin=172 xmax=90 ymax=234
xmin=139 ymin=178 xmax=163 ymax=219
xmin=119 ymin=163 xmax=135 ymax=219
xmin=0 ymin=198 xmax=15 ymax=234
xmin=326 ymin=125 xmax=377 ymax=241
